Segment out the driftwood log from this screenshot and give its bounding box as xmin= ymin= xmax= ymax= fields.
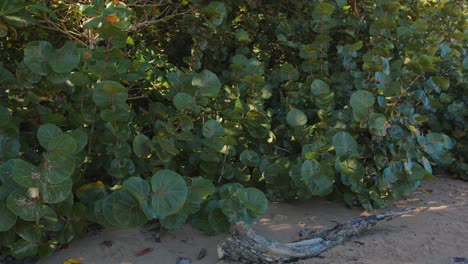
xmin=218 ymin=208 xmax=414 ymax=263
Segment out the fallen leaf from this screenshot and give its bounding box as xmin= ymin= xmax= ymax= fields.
xmin=197 ymin=248 xmax=207 ymax=260
xmin=135 ymin=247 xmax=153 ymax=256
xmin=58 ymin=243 xmax=69 ymax=250
xmin=64 ymin=258 xmax=82 ymax=264
xmin=421 ymin=189 xmax=433 ymax=194
xmin=99 ymin=240 xmax=113 ymax=247
xmin=104 ymin=14 xmax=120 ymax=23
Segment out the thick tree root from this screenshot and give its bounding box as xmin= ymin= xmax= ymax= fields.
xmin=218 ymin=208 xmax=414 ymax=263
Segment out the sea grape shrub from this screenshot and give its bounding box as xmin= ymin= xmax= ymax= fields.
xmin=0 ymin=0 xmax=466 ymax=259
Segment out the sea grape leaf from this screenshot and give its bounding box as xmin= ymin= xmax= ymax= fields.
xmin=132 ymin=134 xmax=153 ymax=158
xmin=67 ymin=129 xmax=88 ymax=154
xmin=47 ymin=133 xmax=77 ymax=158
xmin=173 ymin=92 xmax=194 ymax=111
xmin=333 ymin=131 xmax=358 ymax=157
xmin=9 ymin=239 xmax=38 ymax=259
xmin=123 ymin=176 xmax=150 ymax=204
xmin=16 ymin=222 xmax=43 ymax=243
xmin=49 ymin=41 xmax=80 ymax=73
xmin=0 ymin=105 xmax=11 ymax=127
xmin=204 ymin=1 xmax=227 ymax=26
xmin=311 ymin=79 xmax=330 ymax=96
xmin=108 ymin=189 xmax=148 ymax=227
xmin=151 ymin=170 xmax=188 ymax=219
xmin=350 ymin=90 xmax=375 ymax=121
xmin=287 ymin=109 xmax=308 ymax=127
xmin=314 ymin=2 xmax=334 ymax=16
xmin=189 ymin=176 xmax=215 ymax=201
xmin=0 ymin=136 xmax=20 ymax=161
xmin=192 ymin=70 xmax=222 ymax=98
xmin=417 ymin=133 xmax=454 ymax=155
xmin=40 ymin=177 xmax=73 ymax=204
xmin=37 ymin=123 xmax=62 ymax=150
xmin=12 ymin=159 xmax=40 ymax=188
xmin=7 ymin=190 xmax=43 ymax=221
xmin=369 ymin=113 xmax=387 ymax=136
xmin=185 ymin=177 xmax=215 ymax=213
xmin=208 ymin=207 xmax=230 ymax=233
xmin=44 ymin=157 xmax=75 ymax=184
xmin=0 ymin=200 xmax=16 ymax=231
xmin=301 ymin=160 xmax=334 ymax=196
xmin=240 ymin=150 xmax=261 ymax=167
xmin=202 ymin=119 xmax=224 ymax=138
xmin=75 ymin=181 xmax=107 ymax=205
xmin=23 ymin=41 xmax=53 ymax=75
xmin=92 ymin=81 xmax=128 ymax=107
xmin=237 ymin=187 xmax=268 ymax=216
xmin=407 ymin=163 xmax=425 ymax=182
xmin=160 ymin=212 xmax=188 ymax=230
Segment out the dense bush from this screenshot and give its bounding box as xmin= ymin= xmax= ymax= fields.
xmin=0 ymin=0 xmax=466 ymax=259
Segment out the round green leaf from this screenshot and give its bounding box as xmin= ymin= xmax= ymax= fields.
xmin=46 ymin=71 xmax=70 ymax=84
xmin=9 ymin=239 xmax=38 ymax=259
xmin=7 ymin=190 xmax=43 ymax=221
xmin=47 ymin=133 xmax=77 ymax=157
xmin=311 ymin=79 xmax=330 ymax=96
xmin=208 ymin=207 xmax=230 ymax=233
xmin=332 ymin=131 xmax=358 ymax=157
xmin=16 ymin=222 xmax=43 ymax=243
xmin=160 ymin=212 xmax=189 ymax=230
xmin=23 ymin=41 xmax=53 ymax=75
xmin=12 ymin=159 xmax=40 ymax=188
xmin=350 ymin=90 xmax=375 ymax=121
xmin=369 ymin=113 xmax=387 ymax=136
xmin=151 ymin=169 xmax=188 ymax=219
xmin=189 ymin=177 xmax=215 ymax=202
xmin=67 ymin=129 xmax=88 ymax=154
xmin=132 ymin=134 xmax=153 ymax=158
xmin=314 ymin=2 xmax=334 ymax=16
xmin=0 ymin=105 xmax=11 ymax=127
xmin=0 ymin=201 xmax=16 ymax=231
xmin=192 ymin=70 xmax=222 ymax=98
xmin=49 ymin=41 xmax=80 ymax=73
xmin=287 ymin=109 xmax=308 ymax=126
xmin=0 ymin=136 xmax=20 ymax=161
xmin=108 ymin=190 xmax=149 ymax=228
xmin=40 ymin=177 xmax=73 ymax=204
xmin=173 ymin=92 xmax=194 ymax=111
xmin=69 ymin=72 xmax=90 ymax=87
xmin=37 ymin=123 xmax=63 ymax=150
xmin=237 ymin=187 xmax=268 ymax=216
xmin=204 ymin=1 xmax=227 ymax=26
xmin=240 ymin=150 xmax=260 ymax=167
xmin=92 ymin=81 xmax=128 ymax=107
xmin=203 ymin=119 xmax=224 ymax=138
xmin=123 ymin=176 xmax=150 ymax=204
xmin=44 ymin=157 xmax=75 ymax=184
xmin=407 ymin=163 xmax=425 ymax=182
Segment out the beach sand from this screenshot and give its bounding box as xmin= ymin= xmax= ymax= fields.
xmin=37 ymin=176 xmax=467 ymax=264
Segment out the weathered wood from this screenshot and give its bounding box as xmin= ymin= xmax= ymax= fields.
xmin=218 ymin=208 xmax=414 ymax=263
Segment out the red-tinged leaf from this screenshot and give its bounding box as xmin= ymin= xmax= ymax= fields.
xmin=58 ymin=243 xmax=69 ymax=250
xmin=135 ymin=247 xmax=153 ymax=256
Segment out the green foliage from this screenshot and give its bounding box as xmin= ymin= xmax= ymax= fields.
xmin=0 ymin=0 xmax=466 ymax=259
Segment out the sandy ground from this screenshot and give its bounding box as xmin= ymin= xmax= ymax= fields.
xmin=37 ymin=176 xmax=467 ymax=264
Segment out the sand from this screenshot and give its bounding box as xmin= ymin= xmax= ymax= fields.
xmin=37 ymin=176 xmax=467 ymax=264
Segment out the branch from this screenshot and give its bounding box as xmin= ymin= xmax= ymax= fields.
xmin=218 ymin=208 xmax=415 ymax=263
